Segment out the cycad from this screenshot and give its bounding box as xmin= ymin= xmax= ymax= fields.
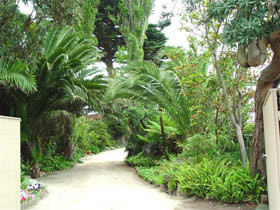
xmin=25 ymin=26 xmax=106 ymax=176
xmin=0 ymin=59 xmax=36 ymax=93
xmin=106 ymin=61 xmax=191 ymax=135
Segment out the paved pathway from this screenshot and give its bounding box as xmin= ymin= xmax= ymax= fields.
xmin=29 ymin=148 xmax=255 ymax=210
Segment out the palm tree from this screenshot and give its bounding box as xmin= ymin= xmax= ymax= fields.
xmin=105 ymin=61 xmax=191 ymax=136
xmin=0 ymin=59 xmax=36 ymax=116
xmin=26 ymin=26 xmax=107 ymax=178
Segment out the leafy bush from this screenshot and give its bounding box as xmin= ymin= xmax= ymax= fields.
xmin=131 ymin=152 xmax=265 ymax=203
xmin=90 ymin=145 xmax=100 ymax=154
xmin=21 ymin=159 xmax=32 ymax=176
xmin=21 ymin=174 xmax=30 ymax=190
xmin=178 ymin=134 xmax=219 ymax=163
xmin=73 ymin=116 xmax=117 ymax=152
xmin=90 ymin=119 xmax=116 ymax=150
xmin=41 ymin=155 xmax=75 ymax=172
xmin=176 ymin=159 xmax=265 ymax=203
xmin=157 ymin=157 xmax=182 ymax=191
xmin=136 ymin=167 xmax=165 ymax=185
xmin=126 ymin=152 xmax=158 ymax=167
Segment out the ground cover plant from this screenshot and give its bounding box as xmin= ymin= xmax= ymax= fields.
xmin=128 ymin=150 xmax=265 ymax=203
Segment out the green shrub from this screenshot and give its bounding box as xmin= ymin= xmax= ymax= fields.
xmin=21 ymin=159 xmax=32 ymax=176
xmin=178 ymin=134 xmax=219 ymax=163
xmin=136 ymin=166 xmax=165 ymax=185
xmin=158 ymin=157 xmax=182 ymax=191
xmin=90 ymin=145 xmax=100 ymax=154
xmin=176 ymin=158 xmax=265 ymax=203
xmin=73 ymin=116 xmax=117 ymax=152
xmin=41 ymin=155 xmax=75 ymax=172
xmin=132 ymin=154 xmax=265 ymax=203
xmin=21 ymin=174 xmax=30 ymax=189
xmin=126 ymin=152 xmax=158 ymax=167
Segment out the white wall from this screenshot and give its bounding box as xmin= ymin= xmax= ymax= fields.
xmin=0 ymin=116 xmax=21 ymax=210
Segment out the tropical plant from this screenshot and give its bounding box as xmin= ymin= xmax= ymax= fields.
xmin=24 ymin=26 xmax=106 ymax=171
xmin=30 ymin=138 xmax=42 ymax=178
xmin=137 ymin=114 xmax=182 ymax=157
xmin=178 ymin=134 xmax=219 ymax=163
xmin=106 ymin=61 xmax=191 ymax=135
xmin=0 ymin=59 xmax=37 ymax=116
xmin=176 ymin=159 xmax=265 ymax=203
xmin=126 ymin=152 xmax=158 ymax=167
xmin=0 ymin=59 xmax=36 ymax=93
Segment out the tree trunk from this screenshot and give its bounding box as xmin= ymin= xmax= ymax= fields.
xmin=64 ymin=116 xmax=74 ymax=160
xmin=236 ymin=124 xmax=247 ymax=167
xmin=250 ymin=56 xmax=280 ymax=176
xmin=104 ymin=54 xmax=114 ymax=76
xmin=30 ymin=163 xmax=41 ymax=179
xmin=250 ymin=27 xmax=280 ymax=177
xmin=64 ymin=138 xmax=74 ymax=160
xmin=120 ymin=135 xmax=126 ymax=146
xmin=211 ymin=49 xmax=248 ymax=167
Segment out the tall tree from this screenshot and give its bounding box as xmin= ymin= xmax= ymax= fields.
xmin=118 ymin=0 xmax=154 ymax=61
xmin=182 ymin=1 xmax=255 ymax=167
xmin=94 ymin=0 xmax=125 ymax=73
xmin=24 ymin=26 xmax=106 ymax=177
xmin=183 ymin=0 xmax=280 ymax=176
xmin=143 ymin=24 xmax=168 ymax=62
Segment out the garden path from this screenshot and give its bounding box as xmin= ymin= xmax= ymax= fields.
xmin=28 ymin=148 xmax=254 ymax=210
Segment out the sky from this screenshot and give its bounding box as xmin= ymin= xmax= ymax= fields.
xmin=149 ymin=0 xmax=188 ymax=49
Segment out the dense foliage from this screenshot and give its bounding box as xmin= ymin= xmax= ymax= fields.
xmin=1 ymin=0 xmax=269 ymax=205
xmin=129 ymin=143 xmax=265 ymax=203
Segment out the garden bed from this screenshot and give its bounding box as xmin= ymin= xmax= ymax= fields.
xmin=20 ymin=178 xmax=48 ymax=210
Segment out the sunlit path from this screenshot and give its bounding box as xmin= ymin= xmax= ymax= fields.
xmin=28 ymin=149 xmax=254 ymax=210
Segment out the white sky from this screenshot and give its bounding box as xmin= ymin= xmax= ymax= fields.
xmin=149 ymin=0 xmax=188 ymax=49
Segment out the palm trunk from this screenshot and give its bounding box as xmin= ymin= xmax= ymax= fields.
xmin=30 ymin=163 xmax=41 ymax=179
xmin=64 ymin=116 xmax=74 ymax=160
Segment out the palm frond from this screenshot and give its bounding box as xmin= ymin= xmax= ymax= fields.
xmin=42 ymin=27 xmax=72 ymax=57
xmin=106 ymin=61 xmax=192 ymax=135
xmin=0 ymin=59 xmax=36 ymax=93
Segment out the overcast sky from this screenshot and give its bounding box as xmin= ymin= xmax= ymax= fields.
xmin=149 ymin=0 xmax=188 ymax=49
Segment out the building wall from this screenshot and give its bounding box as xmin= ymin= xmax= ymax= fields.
xmin=0 ymin=116 xmax=21 ymax=210
xmin=263 ymin=89 xmax=280 ymax=210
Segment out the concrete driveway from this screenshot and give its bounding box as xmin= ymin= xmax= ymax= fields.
xmin=28 ymin=148 xmax=254 ymax=210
